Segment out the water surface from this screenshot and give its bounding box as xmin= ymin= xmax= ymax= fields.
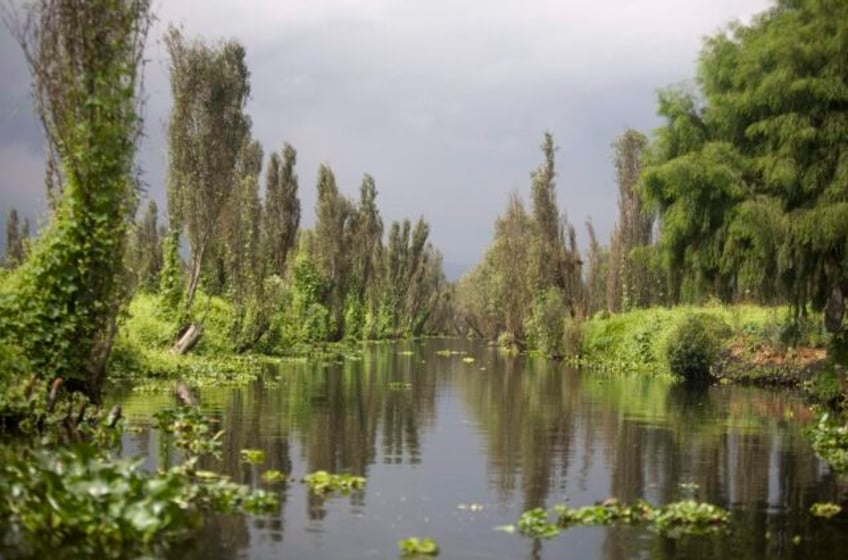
xmin=116 ymin=339 xmax=848 ymax=559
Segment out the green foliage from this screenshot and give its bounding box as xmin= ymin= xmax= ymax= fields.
xmin=3 ymin=208 xmax=28 ymax=270
xmin=264 ymin=143 xmax=301 ymax=278
xmin=525 ymin=288 xmax=567 ymax=358
xmin=240 ymin=448 xmax=266 ymax=464
xmin=343 ymin=295 xmax=366 ymax=341
xmin=398 ymin=537 xmax=439 ymax=556
xmin=455 ymin=132 xmax=581 ymax=353
xmin=165 ymin=26 xmax=252 ymax=310
xmin=0 ymin=405 xmax=276 ymax=558
xmin=554 ymin=499 xmax=654 ymax=527
xmin=302 ymin=470 xmax=366 ymax=495
xmin=286 ymin=248 xmax=329 ymax=344
xmin=516 ymin=508 xmax=560 ymax=539
xmin=608 ymin=129 xmax=655 ymax=311
xmin=644 ymin=0 xmax=848 ymax=315
xmin=518 ymin=499 xmax=729 ymax=541
xmin=806 ymin=410 xmax=848 ymax=473
xmin=580 ymin=304 xmax=804 ymax=378
xmin=261 ymin=469 xmax=286 ymax=484
xmin=153 ymin=406 xmax=223 ymax=458
xmin=129 ymin=200 xmax=163 ymax=292
xmin=665 ymin=314 xmax=730 ymax=381
xmin=0 ymin=0 xmax=154 ymax=401
xmin=108 ymin=293 xmax=265 ymax=382
xmin=159 ymin=229 xmax=184 ymax=312
xmin=0 ymin=446 xmax=201 ymax=556
xmin=810 ymin=502 xmax=842 ymax=519
xmin=650 ymin=500 xmax=730 ymax=537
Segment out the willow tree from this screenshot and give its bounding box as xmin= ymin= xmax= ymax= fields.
xmin=165 ymin=27 xmax=251 ymax=310
xmin=0 ymin=0 xmax=152 ymax=400
xmin=346 ymin=174 xmax=384 ymax=338
xmin=643 ymin=0 xmax=848 ymax=342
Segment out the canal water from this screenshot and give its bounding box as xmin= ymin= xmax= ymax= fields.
xmin=116 ymin=338 xmax=847 ymax=559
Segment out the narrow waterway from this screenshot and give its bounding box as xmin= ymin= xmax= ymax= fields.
xmin=115 ymin=338 xmax=847 ymax=559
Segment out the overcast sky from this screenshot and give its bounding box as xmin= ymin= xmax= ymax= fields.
xmin=0 ymin=0 xmax=772 ymax=276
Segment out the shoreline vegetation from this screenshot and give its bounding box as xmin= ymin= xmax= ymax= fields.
xmin=1 ymin=0 xmax=847 ymax=557
xmin=106 ymin=290 xmax=843 ymax=408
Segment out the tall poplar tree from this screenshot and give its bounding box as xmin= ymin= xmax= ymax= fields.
xmin=165 ymin=26 xmax=251 ymax=310
xmin=607 ymin=128 xmax=652 ymax=311
xmin=313 ymin=164 xmax=354 ymax=338
xmin=264 ymin=143 xmax=300 ymax=278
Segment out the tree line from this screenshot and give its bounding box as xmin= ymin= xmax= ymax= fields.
xmin=0 ymin=4 xmax=449 ymax=401
xmin=454 ymin=0 xmax=848 ymax=358
xmin=2 ymin=0 xmax=847 ymax=398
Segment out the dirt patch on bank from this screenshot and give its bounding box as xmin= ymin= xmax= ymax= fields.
xmin=719 ymin=340 xmax=829 ymax=388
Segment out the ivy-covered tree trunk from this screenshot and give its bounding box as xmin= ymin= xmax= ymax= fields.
xmin=0 ymin=0 xmax=152 ymax=402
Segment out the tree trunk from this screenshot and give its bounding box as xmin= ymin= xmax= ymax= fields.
xmin=174 ymin=323 xmax=202 ymax=355
xmin=824 ymin=283 xmax=845 ymax=333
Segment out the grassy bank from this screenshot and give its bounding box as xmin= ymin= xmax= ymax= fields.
xmin=579 ymin=303 xmax=841 ymax=402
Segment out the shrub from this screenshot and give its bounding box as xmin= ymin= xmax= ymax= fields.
xmin=665 ymin=314 xmax=729 ymax=381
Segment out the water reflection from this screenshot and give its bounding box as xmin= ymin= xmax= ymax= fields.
xmin=113 ymin=339 xmax=847 ymax=560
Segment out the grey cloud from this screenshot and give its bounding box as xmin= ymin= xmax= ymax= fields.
xmin=1 ymin=0 xmax=772 ymax=274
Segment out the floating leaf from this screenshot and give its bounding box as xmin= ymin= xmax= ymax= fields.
xmin=398 ymin=536 xmax=439 ymax=556
xmin=810 ymin=502 xmax=841 ymax=518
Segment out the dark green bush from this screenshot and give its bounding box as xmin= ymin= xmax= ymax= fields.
xmin=665 ymin=314 xmax=729 ymax=381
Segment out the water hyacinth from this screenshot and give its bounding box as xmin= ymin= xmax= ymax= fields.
xmin=517 ymin=498 xmax=729 ymax=540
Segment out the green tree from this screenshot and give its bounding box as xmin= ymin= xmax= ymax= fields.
xmin=584 ymin=221 xmax=609 ymax=315
xmin=264 ymin=143 xmax=300 ymax=278
xmin=165 ymin=26 xmax=251 ymax=310
xmin=644 ymin=0 xmax=848 ymax=349
xmin=312 ymin=164 xmax=354 ymax=339
xmin=223 ymin=138 xmax=266 ymax=348
xmin=491 ymin=192 xmax=533 ymax=346
xmin=642 ymin=87 xmax=739 ymax=303
xmin=608 ymin=128 xmax=653 ymax=311
xmin=528 ymin=132 xmax=582 ymax=314
xmin=348 ymin=174 xmax=384 ymax=339
xmin=129 ymin=200 xmax=163 ymax=291
xmin=455 ymin=253 xmax=501 ymax=340
xmin=529 ymin=132 xmax=564 ymax=292
xmin=0 ymin=0 xmax=153 ymax=400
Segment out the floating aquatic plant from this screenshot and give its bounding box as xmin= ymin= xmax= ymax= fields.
xmin=517 ymin=498 xmax=729 ymax=540
xmin=810 ymin=502 xmax=842 ymax=518
xmin=240 ymin=448 xmax=266 ymax=464
xmin=398 ymin=536 xmax=439 ymax=556
xmin=303 ymin=470 xmax=366 ymax=495
xmin=261 ymin=469 xmax=286 ymax=484
xmin=517 ymin=508 xmax=559 ymax=539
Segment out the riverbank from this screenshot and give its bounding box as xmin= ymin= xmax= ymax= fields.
xmin=580 ymin=303 xmax=842 ymax=403
xmin=110 ymin=295 xmax=842 ymax=403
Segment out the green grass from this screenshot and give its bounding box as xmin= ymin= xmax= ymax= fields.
xmin=108 ymin=293 xmax=262 ymax=384
xmin=581 ymin=303 xmax=826 ymax=380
